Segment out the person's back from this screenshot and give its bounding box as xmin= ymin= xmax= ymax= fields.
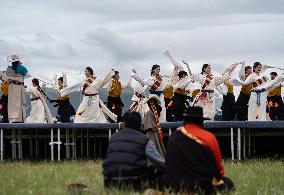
xmin=103 ymin=127 xmax=149 ymax=178
xmin=161 ymin=107 xmax=234 ymax=193
xmin=161 ymin=129 xmax=221 ymax=193
xmin=103 ymin=111 xmax=165 ymax=191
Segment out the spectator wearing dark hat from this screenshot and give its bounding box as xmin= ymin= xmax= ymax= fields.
xmin=267 ymin=72 xmax=284 ymax=120
xmin=160 ymin=106 xmax=234 ymax=193
xmin=103 ymin=111 xmax=165 ymax=191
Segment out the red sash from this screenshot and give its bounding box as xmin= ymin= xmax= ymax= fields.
xmin=149 ymin=100 xmax=163 ymax=141
xmin=82 ymin=77 xmax=95 ymax=94
xmin=193 ymin=74 xmax=213 ymax=105
xmin=150 ymin=75 xmax=162 ymax=91
xmin=252 ymin=76 xmax=268 ymax=88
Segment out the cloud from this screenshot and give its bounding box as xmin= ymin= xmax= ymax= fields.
xmin=0 ymin=0 xmax=284 ymax=83
xmin=85 ymin=28 xmax=156 ymax=63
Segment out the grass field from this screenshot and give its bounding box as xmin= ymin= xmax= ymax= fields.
xmin=0 ymin=159 xmax=283 ymax=195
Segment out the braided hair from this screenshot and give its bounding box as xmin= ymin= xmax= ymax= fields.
xmin=32 ymin=78 xmax=50 ymax=101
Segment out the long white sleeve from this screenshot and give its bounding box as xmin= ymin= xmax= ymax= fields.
xmin=100 ymin=70 xmax=115 ymax=89
xmin=60 ymin=81 xmax=82 ymax=96
xmin=239 ymin=62 xmax=246 ymax=81
xmin=215 ymin=73 xmax=230 ymax=86
xmin=264 ymin=75 xmax=284 ymax=91
xmin=131 ymin=72 xmax=148 ymax=86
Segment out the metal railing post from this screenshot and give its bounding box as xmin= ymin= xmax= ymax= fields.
xmin=50 ymin=128 xmax=54 ymax=161
xmin=0 ymin=129 xmax=3 ymax=161
xmin=57 ymin=128 xmax=61 ymax=161
xmin=237 ymin=128 xmax=241 ymax=160
xmin=230 ymin=128 xmax=234 ymax=161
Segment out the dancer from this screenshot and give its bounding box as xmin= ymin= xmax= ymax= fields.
xmin=267 ymin=72 xmax=284 ymax=120
xmin=60 ymin=67 xmax=117 ymax=123
xmin=218 ymin=81 xmax=236 ymax=121
xmin=26 ymin=78 xmax=53 ymax=123
xmin=171 ymin=70 xmax=190 ymax=121
xmin=106 ymin=71 xmax=131 ymax=122
xmin=190 ymin=63 xmax=240 ymax=120
xmin=234 ymin=65 xmax=252 ymax=121
xmin=131 ymin=65 xmax=171 ymax=122
xmin=50 ymin=76 xmax=75 ymax=123
xmin=233 ymin=62 xmax=284 ymax=121
xmin=0 ymin=54 xmax=29 ymax=123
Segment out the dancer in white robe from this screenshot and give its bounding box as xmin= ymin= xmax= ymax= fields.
xmin=131 ymin=65 xmax=171 ymax=122
xmin=26 ymin=78 xmax=53 ymax=123
xmin=190 ymin=62 xmax=240 ymax=120
xmin=231 ymin=62 xmax=284 ymax=121
xmin=60 ymin=67 xmax=117 ymax=123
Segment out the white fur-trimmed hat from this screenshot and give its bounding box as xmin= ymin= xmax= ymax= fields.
xmin=144 ymin=94 xmax=161 ymax=104
xmin=7 ymin=54 xmax=22 ymax=63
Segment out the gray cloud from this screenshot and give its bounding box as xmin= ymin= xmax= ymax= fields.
xmin=0 ymin=0 xmax=284 ymax=83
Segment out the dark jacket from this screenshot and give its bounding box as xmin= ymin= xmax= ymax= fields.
xmin=103 ymin=128 xmax=150 ymax=178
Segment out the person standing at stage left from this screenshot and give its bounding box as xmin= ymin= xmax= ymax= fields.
xmin=0 ymin=54 xmax=29 ymax=123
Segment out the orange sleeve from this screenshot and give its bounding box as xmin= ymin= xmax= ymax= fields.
xmin=208 ymin=136 xmax=225 ymax=176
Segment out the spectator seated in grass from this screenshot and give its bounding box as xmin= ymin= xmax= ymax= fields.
xmin=160 ymin=106 xmax=235 ymax=194
xmin=103 ymin=111 xmax=165 ymax=191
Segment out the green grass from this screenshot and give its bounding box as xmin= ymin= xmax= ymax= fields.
xmin=0 ymin=159 xmax=283 ymax=195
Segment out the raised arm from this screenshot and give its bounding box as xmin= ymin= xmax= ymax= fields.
xmin=100 ymin=69 xmax=116 ymax=89
xmin=131 ymin=69 xmax=148 ymax=86
xmin=239 ymin=61 xmax=246 ymax=81
xmin=182 ymin=60 xmax=192 ymax=76
xmin=264 ymin=73 xmax=284 ymax=91
xmin=173 ymin=76 xmax=193 ymax=91
xmin=163 ymin=50 xmax=184 ymax=71
xmin=60 ymin=81 xmax=83 ymax=97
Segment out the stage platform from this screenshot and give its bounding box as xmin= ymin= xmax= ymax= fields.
xmin=0 ymin=121 xmax=283 ymax=161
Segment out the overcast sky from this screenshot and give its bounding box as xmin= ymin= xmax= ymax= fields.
xmin=1 ymin=0 xmax=284 ymax=84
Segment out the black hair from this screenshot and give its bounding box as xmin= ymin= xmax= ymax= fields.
xmin=253 ymin=62 xmax=262 ymax=72
xmin=113 ymin=71 xmax=119 ymax=79
xmin=151 ymin=64 xmax=160 ymax=76
xmin=147 ymin=98 xmax=162 ymax=117
xmin=58 ymin=77 xmax=63 ymax=82
xmin=178 ymin=71 xmax=188 ymax=79
xmin=32 ymin=78 xmax=50 ymax=101
xmin=85 ymin=67 xmax=94 ymax=76
xmin=201 ymin=64 xmax=210 ymax=74
xmin=32 ymin=78 xmax=40 ymax=87
xmin=123 ymin=111 xmax=142 ymax=130
xmin=270 ymin=72 xmax=278 ymax=76
xmin=11 ymin=61 xmax=21 ymax=73
xmin=245 ymin=66 xmax=252 ymax=72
